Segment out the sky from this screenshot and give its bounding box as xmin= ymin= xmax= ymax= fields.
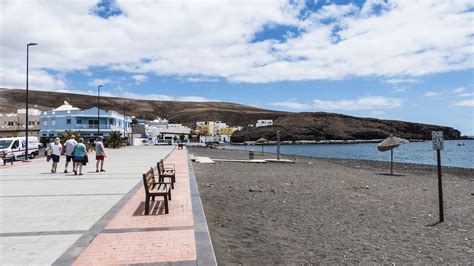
xmin=1 ymin=0 xmax=473 ymax=135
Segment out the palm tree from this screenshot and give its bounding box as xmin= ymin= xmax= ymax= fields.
xmin=108 ymin=130 xmax=123 ymax=148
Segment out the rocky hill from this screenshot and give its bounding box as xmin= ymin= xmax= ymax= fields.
xmin=231 ymin=112 xmax=461 ymax=142
xmin=0 ymin=88 xmax=461 ymax=141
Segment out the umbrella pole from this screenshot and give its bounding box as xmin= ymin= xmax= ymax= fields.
xmin=390 ymin=149 xmax=393 ymax=175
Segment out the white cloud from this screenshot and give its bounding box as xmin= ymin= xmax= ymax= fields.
xmin=424 ymin=91 xmax=441 ymax=97
xmin=459 ymin=92 xmax=474 ymax=97
xmin=384 ymin=78 xmax=421 ymax=84
xmin=0 ymin=1 xmax=472 ymax=84
xmin=131 ymin=74 xmax=147 ymax=83
xmin=271 ymin=96 xmax=402 ymax=110
xmin=271 ymin=101 xmax=312 ymax=110
xmin=453 ymin=87 xmax=466 ymax=94
xmin=0 ymin=67 xmax=66 ymax=91
xmin=392 ymin=88 xmax=406 ymax=93
xmin=177 ymin=96 xmax=220 ymax=102
xmin=313 ymin=96 xmax=402 ymax=110
xmin=455 ymin=99 xmax=474 ymax=107
xmin=89 ymin=78 xmax=111 ymax=87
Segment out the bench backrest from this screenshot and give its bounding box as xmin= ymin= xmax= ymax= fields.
xmin=142 ymin=167 xmax=155 ymax=192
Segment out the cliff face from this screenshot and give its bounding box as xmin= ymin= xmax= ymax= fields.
xmin=230 ymin=112 xmax=461 ymax=142
xmin=0 ymin=88 xmax=461 ymax=141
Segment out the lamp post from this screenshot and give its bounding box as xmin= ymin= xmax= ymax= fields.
xmin=25 ymin=42 xmax=38 ymax=160
xmin=97 ymin=84 xmax=103 ymax=137
xmin=123 ymin=100 xmax=127 ymax=144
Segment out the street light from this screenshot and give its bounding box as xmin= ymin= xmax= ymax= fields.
xmin=97 ymin=84 xmax=103 ymax=137
xmin=123 ymin=100 xmax=128 ymax=144
xmin=25 ymin=42 xmax=38 ymax=161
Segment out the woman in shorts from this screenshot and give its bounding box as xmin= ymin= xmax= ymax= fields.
xmin=73 ymin=138 xmax=87 ymax=175
xmin=50 ymin=138 xmax=62 ymax=173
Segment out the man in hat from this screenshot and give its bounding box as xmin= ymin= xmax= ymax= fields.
xmin=64 ymin=134 xmax=77 ymax=173
xmin=95 ymin=136 xmax=106 ymax=172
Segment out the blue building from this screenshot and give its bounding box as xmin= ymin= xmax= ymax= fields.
xmin=40 ymin=101 xmax=132 ymax=140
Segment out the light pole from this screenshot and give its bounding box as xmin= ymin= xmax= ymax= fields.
xmin=25 ymin=42 xmax=38 ymax=160
xmin=123 ymin=100 xmax=127 ymax=143
xmin=97 ymin=84 xmax=103 ymax=137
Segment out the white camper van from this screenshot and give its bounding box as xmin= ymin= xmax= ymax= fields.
xmin=0 ymin=137 xmax=40 ymax=160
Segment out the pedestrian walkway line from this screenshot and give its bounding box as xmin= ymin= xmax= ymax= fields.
xmin=0 ymin=193 xmax=126 ymax=198
xmin=0 ymin=230 xmax=88 ymax=237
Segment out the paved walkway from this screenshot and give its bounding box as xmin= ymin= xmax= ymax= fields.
xmin=72 ymin=147 xmax=217 ymax=265
xmin=1 ymin=145 xmax=216 ymax=265
xmin=0 ymin=146 xmax=173 ymax=264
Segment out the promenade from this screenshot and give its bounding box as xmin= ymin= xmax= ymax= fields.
xmin=0 ymin=145 xmax=215 ymax=265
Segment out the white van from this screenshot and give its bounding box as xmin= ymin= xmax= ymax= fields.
xmin=0 ymin=137 xmax=40 ymax=160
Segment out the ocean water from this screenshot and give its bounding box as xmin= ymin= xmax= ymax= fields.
xmin=225 ymin=140 xmax=474 ymax=169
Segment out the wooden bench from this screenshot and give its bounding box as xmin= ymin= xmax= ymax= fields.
xmin=2 ymin=151 xmax=13 ymax=165
xmin=142 ymin=167 xmax=172 ymax=215
xmin=157 ymin=159 xmax=176 ymax=189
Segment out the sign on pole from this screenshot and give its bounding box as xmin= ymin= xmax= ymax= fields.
xmin=432 ymin=131 xmax=444 ymax=150
xmin=431 ymin=131 xmax=444 ymax=223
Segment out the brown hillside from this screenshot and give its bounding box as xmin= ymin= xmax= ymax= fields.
xmin=0 ymin=88 xmax=461 ymax=141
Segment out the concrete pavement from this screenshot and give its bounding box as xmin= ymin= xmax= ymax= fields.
xmin=0 ymin=145 xmax=174 ymax=265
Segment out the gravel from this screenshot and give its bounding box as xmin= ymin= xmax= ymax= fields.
xmin=190 ymin=147 xmax=473 ymax=265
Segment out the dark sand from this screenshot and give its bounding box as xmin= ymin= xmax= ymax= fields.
xmin=189 ymin=147 xmax=473 ymax=265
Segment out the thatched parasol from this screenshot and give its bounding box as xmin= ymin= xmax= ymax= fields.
xmin=377 ymin=135 xmax=409 ymax=175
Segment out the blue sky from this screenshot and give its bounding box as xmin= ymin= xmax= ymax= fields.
xmin=1 ymin=0 xmax=473 ymax=134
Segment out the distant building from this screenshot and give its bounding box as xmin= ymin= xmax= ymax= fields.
xmin=40 ymin=101 xmax=131 ymax=140
xmin=256 ymin=119 xmax=273 ymax=127
xmin=0 ymin=108 xmax=41 ymax=138
xmin=196 ymin=121 xmax=228 ymax=136
xmin=146 ymin=117 xmax=192 ymax=144
xmin=219 ymin=127 xmax=240 ymax=142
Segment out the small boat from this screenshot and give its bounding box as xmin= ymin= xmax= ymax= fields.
xmin=457 ymin=142 xmax=465 ymax=146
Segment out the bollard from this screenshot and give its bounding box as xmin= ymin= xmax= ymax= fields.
xmin=249 ymin=150 xmax=255 ymax=160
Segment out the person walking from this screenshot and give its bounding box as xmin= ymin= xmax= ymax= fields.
xmin=64 ymin=135 xmax=77 ymax=173
xmin=95 ymin=136 xmax=106 ymax=172
xmin=73 ymin=138 xmax=87 ymax=175
xmin=50 ymin=137 xmax=62 ymax=173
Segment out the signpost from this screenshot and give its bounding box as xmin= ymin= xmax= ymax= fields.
xmin=431 ymin=131 xmax=444 ymax=223
xmin=277 ymin=130 xmax=281 ymax=160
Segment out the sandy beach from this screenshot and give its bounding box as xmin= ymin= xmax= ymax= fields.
xmin=189 ymin=147 xmax=473 ymax=264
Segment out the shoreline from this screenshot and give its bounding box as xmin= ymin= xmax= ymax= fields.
xmin=216 ymin=146 xmax=474 ymax=172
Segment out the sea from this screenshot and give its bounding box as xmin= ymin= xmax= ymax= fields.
xmin=224 ymin=140 xmax=474 ymax=169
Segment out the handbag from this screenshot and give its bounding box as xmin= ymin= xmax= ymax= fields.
xmin=82 ymin=154 xmax=88 ymax=166
xmin=46 ymin=148 xmax=52 ymax=162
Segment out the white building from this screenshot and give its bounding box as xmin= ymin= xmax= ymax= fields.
xmin=256 ymin=119 xmax=273 ymax=127
xmin=40 ymin=101 xmax=132 ymax=139
xmin=146 ymin=117 xmax=192 ymax=144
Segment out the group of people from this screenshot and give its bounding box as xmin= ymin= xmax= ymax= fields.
xmin=47 ymin=135 xmax=106 ymax=175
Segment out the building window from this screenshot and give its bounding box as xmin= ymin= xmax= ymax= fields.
xmin=28 ymin=121 xmax=36 ymax=125
xmin=7 ymin=121 xmax=14 ymax=126
xmin=51 ymin=120 xmax=56 ymax=126
xmin=49 ymin=134 xmax=54 ymax=137
xmin=66 ymin=119 xmax=71 ymax=124
xmin=77 ymin=119 xmax=82 ymax=124
xmin=109 ymin=119 xmax=114 ymax=125
xmin=43 ymin=121 xmax=48 ymax=126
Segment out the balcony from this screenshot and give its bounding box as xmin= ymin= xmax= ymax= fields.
xmin=76 ymin=125 xmax=120 ymax=130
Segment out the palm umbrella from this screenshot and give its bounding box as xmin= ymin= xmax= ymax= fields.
xmin=256 ymin=137 xmax=269 ymax=155
xmin=377 ymin=135 xmax=409 ymax=175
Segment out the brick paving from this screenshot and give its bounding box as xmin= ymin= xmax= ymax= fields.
xmin=73 ymin=148 xmax=200 ymax=265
